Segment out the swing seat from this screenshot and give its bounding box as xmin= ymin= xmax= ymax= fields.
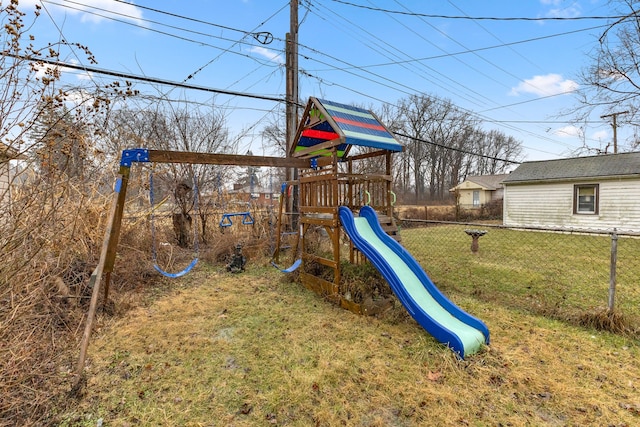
xmin=153 ymin=257 xmax=199 ymax=278
xmin=149 ymin=173 xmax=200 ymax=279
xmin=241 ymin=212 xmax=254 ymax=225
xmin=219 ymin=212 xmax=254 ymax=227
xmin=271 ymin=258 xmax=301 ymax=273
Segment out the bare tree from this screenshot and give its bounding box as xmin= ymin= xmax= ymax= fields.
xmin=470 ymin=129 xmax=523 ymax=176
xmin=573 ymin=0 xmax=640 ymax=151
xmin=394 ymin=95 xmax=437 ymax=203
xmin=382 ymin=94 xmax=523 ymax=202
xmin=103 ymin=103 xmax=233 ymax=245
xmin=260 ymin=109 xmax=287 ymax=156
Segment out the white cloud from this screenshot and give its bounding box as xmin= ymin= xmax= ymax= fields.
xmin=248 ymin=46 xmax=284 ymax=65
xmin=509 ymin=73 xmax=579 ymax=97
xmin=591 ymin=130 xmax=609 ymax=141
xmin=553 ymin=125 xmax=583 ymax=138
xmin=542 ymin=0 xmax=582 ymax=19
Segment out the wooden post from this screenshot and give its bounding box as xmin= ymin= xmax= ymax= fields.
xmin=332 ymin=150 xmax=340 ymax=290
xmin=608 ymin=228 xmax=618 ymax=311
xmin=273 ymin=184 xmax=286 ymax=264
xmin=74 ymin=166 xmax=130 ymax=383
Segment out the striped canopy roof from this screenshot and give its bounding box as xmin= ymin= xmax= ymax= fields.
xmin=290 ymin=97 xmax=403 ymax=159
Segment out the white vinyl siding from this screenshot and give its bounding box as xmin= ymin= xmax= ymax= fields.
xmin=503 ymin=178 xmax=640 ymax=231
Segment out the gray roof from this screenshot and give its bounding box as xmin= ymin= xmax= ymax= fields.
xmin=229 ymin=184 xmax=275 ymax=194
xmin=464 ymin=174 xmax=509 ymax=190
xmin=502 ymin=152 xmax=640 ymax=184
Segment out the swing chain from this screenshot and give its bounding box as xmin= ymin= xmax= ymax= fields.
xmin=149 ymin=170 xmax=200 ymax=277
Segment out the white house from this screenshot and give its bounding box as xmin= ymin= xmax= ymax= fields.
xmin=450 ymin=174 xmax=508 ymax=209
xmin=502 ymin=152 xmax=640 ymax=232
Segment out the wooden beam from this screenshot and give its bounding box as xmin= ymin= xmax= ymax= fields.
xmin=291 ymin=138 xmax=343 ymax=159
xmin=147 ymin=150 xmax=309 ymax=168
xmin=345 ymin=149 xmax=393 ymax=162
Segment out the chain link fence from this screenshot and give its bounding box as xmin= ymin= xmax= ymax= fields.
xmin=398 ymin=218 xmax=640 ymax=333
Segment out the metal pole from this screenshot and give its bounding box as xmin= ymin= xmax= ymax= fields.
xmin=608 ymin=228 xmax=618 ymax=311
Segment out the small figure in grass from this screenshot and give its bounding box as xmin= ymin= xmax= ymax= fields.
xmin=226 ymin=244 xmax=246 ymax=273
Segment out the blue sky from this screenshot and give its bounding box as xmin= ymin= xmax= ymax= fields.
xmin=16 ymin=0 xmax=622 ymax=161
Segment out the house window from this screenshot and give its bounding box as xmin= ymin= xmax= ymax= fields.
xmin=574 ymin=184 xmax=599 ymax=214
xmin=472 ymin=190 xmax=480 ymax=207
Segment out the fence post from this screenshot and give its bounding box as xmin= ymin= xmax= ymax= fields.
xmin=608 ymin=228 xmax=618 ymax=312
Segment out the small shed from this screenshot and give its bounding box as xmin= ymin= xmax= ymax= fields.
xmin=450 ymin=174 xmax=508 ymax=209
xmin=502 ymin=152 xmax=640 ymax=231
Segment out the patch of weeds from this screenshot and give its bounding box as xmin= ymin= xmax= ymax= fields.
xmin=340 ymin=261 xmax=391 ymax=303
xmin=578 ymin=308 xmax=635 ymax=335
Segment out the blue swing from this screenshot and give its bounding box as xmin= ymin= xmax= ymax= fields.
xmin=219 ymin=211 xmax=254 ymax=228
xmin=149 ymin=173 xmax=199 ymax=278
xmin=271 ymin=258 xmax=301 ymax=273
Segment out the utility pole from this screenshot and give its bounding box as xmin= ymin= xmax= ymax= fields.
xmin=600 ymin=111 xmax=628 ymax=154
xmin=285 ymin=0 xmax=299 ymax=158
xmin=286 ymin=0 xmax=299 ymax=225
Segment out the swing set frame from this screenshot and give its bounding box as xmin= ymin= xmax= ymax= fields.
xmin=74 ymin=148 xmax=311 ymax=382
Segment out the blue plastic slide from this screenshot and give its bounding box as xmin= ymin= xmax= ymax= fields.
xmin=338 ymin=206 xmax=490 ymax=358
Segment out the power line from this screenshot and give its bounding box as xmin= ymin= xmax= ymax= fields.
xmin=8 ymin=51 xmax=525 ymax=164
xmin=339 ymin=23 xmax=607 ymax=70
xmin=446 ymin=0 xmax=544 ymax=73
xmin=109 ymin=0 xmax=275 ymax=44
xmin=33 ymin=1 xmax=593 ymax=160
xmin=393 ymin=131 xmax=521 ymax=165
xmin=301 ymin=3 xmax=585 ymax=154
xmin=3 ymin=52 xmax=289 ymax=104
xmin=43 ymin=0 xmax=279 ymax=56
xmin=181 ymin=2 xmax=288 ymax=83
xmin=330 ymin=0 xmax=625 ymax=21
xmin=49 ymin=0 xmax=288 ymax=99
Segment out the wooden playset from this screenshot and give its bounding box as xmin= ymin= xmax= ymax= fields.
xmin=75 ymin=97 xmax=404 ymax=379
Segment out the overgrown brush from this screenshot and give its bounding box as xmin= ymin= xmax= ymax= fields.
xmin=0 ymin=172 xmax=276 ymax=425
xmin=0 ymin=179 xmax=106 ymax=426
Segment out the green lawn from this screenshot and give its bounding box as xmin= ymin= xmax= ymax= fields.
xmin=400 ymin=224 xmax=640 ymax=330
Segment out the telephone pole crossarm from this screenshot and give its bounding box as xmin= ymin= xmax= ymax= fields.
xmin=600 ymin=111 xmax=629 ymax=154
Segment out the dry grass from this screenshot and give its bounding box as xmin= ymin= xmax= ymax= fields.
xmin=396 ymin=204 xmax=457 ymax=221
xmin=56 ymin=265 xmax=640 ymax=426
xmin=4 ymin=190 xmax=640 ymax=426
